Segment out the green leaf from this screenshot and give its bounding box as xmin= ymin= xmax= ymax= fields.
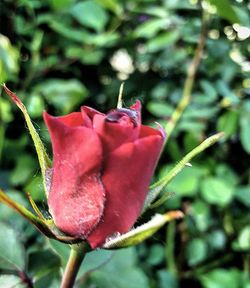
xmin=146 ymin=244 xmax=164 ymax=266
xmin=35 ymin=79 xmax=88 ymax=114
xmin=49 ymin=239 xmax=71 ymax=266
xmin=240 ymin=113 xmax=250 ymax=154
xmin=157 ymin=270 xmax=178 ymax=288
xmin=0 ymin=34 xmax=19 ymax=83
xmin=48 ymin=0 xmax=73 ymax=11
xmin=0 ymin=97 xmax=13 ymax=123
xmin=71 ymin=1 xmax=108 ymax=32
xmin=95 ymin=0 xmax=123 ymax=15
xmin=200 ymin=80 xmax=218 ymax=103
xmin=26 ymin=94 xmax=45 ymax=118
xmin=207 ymin=230 xmax=226 ymax=250
xmin=200 ymin=268 xmax=242 ymax=288
xmin=34 ymin=275 xmax=60 ymax=288
xmin=90 ymin=247 xmax=150 ymax=288
xmin=103 ymin=211 xmax=183 ymax=249
xmin=206 ymin=0 xmax=240 ymax=24
xmin=0 ymin=275 xmax=26 ymax=288
xmin=132 ymin=6 xmax=168 ymax=18
xmin=233 ymin=6 xmax=250 ymax=27
xmin=201 ymin=177 xmax=234 ymax=207
xmin=183 ymin=105 xmax=219 ymax=119
xmin=215 ymin=164 xmax=238 ymax=187
xmin=0 ymin=189 xmax=55 ymax=239
xmin=186 ymin=238 xmax=208 ymax=266
xmin=178 ymin=120 xmax=206 ymax=133
xmin=166 ymin=165 xmax=204 ymax=197
xmin=0 ymin=126 xmax=4 ymax=162
xmin=0 ymin=190 xmax=27 ymax=219
xmin=10 ymin=155 xmax=36 ymax=186
xmin=190 ymin=201 xmax=211 ymax=232
xmin=235 ymin=186 xmax=250 ymax=208
xmin=28 ymin=249 xmax=60 ymax=279
xmin=49 ymin=20 xmax=92 ymax=43
xmin=0 ymin=190 xmax=76 ymax=244
xmin=134 ymin=19 xmax=170 ymax=39
xmin=3 ymin=85 xmax=51 ymax=194
xmin=49 ymin=242 xmax=114 ymax=281
xmin=0 ymin=222 xmax=25 ymax=270
xmin=65 ymin=46 xmax=104 ymax=65
xmin=24 ymin=175 xmax=44 ymax=201
xmin=217 ymin=110 xmax=239 ymax=139
xmin=80 ymin=249 xmax=114 ymax=274
xmin=147 ymin=102 xmax=174 ymax=117
xmin=145 ymin=31 xmax=180 ymax=52
xmin=233 ymin=226 xmax=250 ymax=251
xmin=216 ymin=80 xmax=240 ymax=105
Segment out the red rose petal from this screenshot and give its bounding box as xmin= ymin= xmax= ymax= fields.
xmin=139 ymin=125 xmax=164 ymax=138
xmin=53 ymin=112 xmax=84 ymax=127
xmin=87 ymin=133 xmax=164 ymax=248
xmin=92 ymin=113 xmax=140 ymax=153
xmin=44 ymin=112 xmax=105 ymax=238
xmin=81 ymin=106 xmax=104 ymax=121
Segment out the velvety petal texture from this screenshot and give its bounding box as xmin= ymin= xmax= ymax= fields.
xmin=44 ymin=112 xmax=105 ymax=238
xmin=44 ymin=101 xmax=165 ymax=248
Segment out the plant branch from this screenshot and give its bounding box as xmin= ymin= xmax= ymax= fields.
xmin=165 ymin=7 xmax=209 ymax=140
xmin=166 ymin=221 xmax=177 ymax=275
xmin=181 ymin=254 xmax=233 ymax=278
xmin=19 ymin=271 xmax=34 ymax=288
xmin=60 ymin=243 xmax=88 ymax=288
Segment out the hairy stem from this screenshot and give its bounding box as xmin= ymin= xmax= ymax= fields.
xmin=144 ymin=132 xmax=224 ymax=209
xmin=60 ymin=243 xmax=88 ymax=288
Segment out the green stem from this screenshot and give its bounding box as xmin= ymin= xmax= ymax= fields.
xmin=182 ymin=254 xmax=233 ymax=278
xmin=166 ymin=221 xmax=177 ymax=275
xmin=144 ymin=132 xmax=224 ymax=209
xmin=0 ymin=189 xmax=54 ymax=237
xmin=60 ymin=243 xmax=88 ymax=288
xmin=0 ymin=89 xmax=5 ymax=163
xmin=0 ymin=189 xmax=82 ymax=244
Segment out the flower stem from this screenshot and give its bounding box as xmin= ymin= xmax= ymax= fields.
xmin=60 ymin=242 xmax=88 ymax=288
xmin=144 ymin=132 xmax=224 ymax=209
xmin=165 ymin=221 xmax=177 ymax=276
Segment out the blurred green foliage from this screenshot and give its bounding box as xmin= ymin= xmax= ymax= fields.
xmin=0 ymin=0 xmax=250 ymax=287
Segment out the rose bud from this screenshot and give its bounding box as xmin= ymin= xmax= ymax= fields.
xmin=43 ymin=101 xmax=165 ymax=248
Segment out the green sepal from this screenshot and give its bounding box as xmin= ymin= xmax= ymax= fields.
xmin=143 ymin=132 xmax=224 ymax=210
xmin=0 ymin=189 xmax=81 ymax=244
xmin=2 ymin=84 xmax=52 ymax=195
xmin=103 ymin=210 xmax=183 ymax=249
xmin=0 ymin=189 xmax=54 ymax=237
